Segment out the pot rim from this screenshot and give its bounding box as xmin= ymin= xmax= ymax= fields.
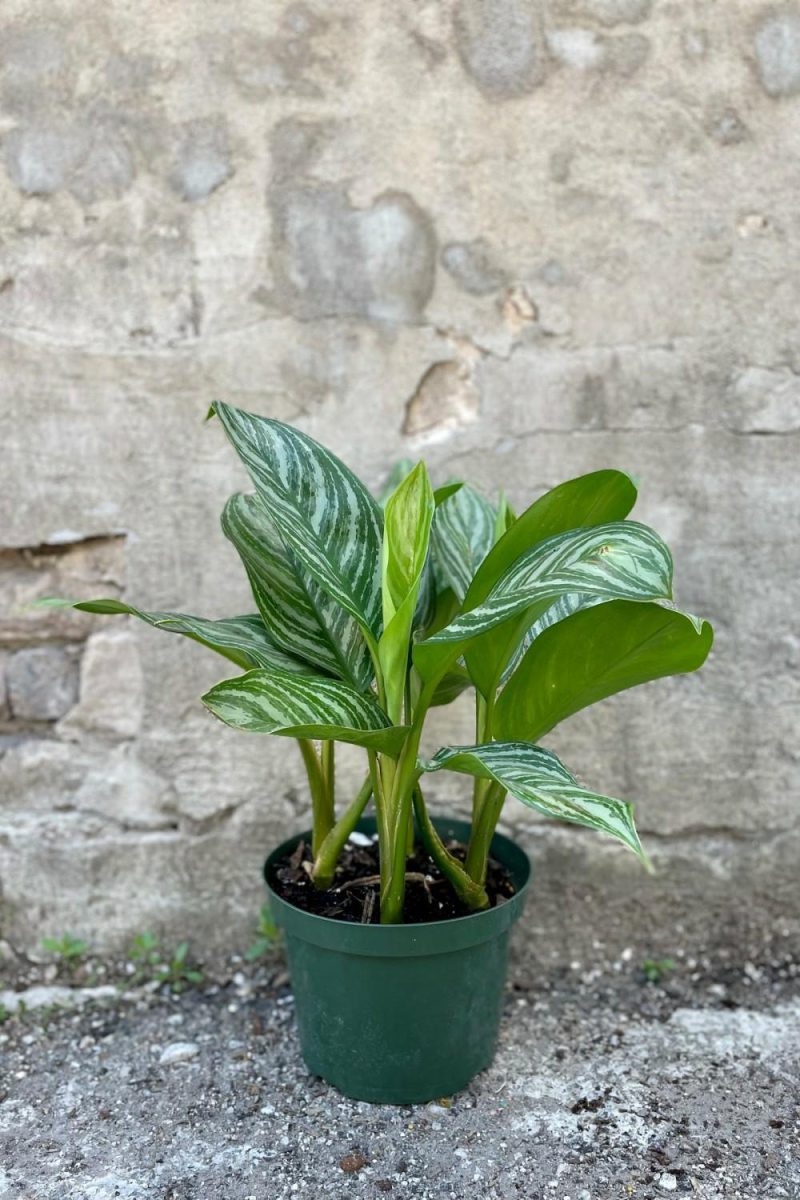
xmin=263 ymin=814 xmax=531 ymax=958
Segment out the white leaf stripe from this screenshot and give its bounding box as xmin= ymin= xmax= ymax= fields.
xmin=422 ymin=742 xmax=645 ymax=859
xmin=202 ymin=669 xmax=407 ymax=755
xmin=431 ymin=485 xmax=496 ymax=601
xmin=422 ymin=522 xmax=672 ymax=650
xmin=70 ymin=600 xmax=311 ymax=673
xmin=212 ymin=403 xmax=384 ymax=641
xmin=222 ymin=493 xmax=373 ymax=689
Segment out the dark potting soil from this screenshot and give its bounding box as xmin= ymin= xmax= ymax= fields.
xmin=270 ymin=835 xmax=516 ymax=924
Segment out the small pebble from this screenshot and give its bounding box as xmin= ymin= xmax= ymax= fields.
xmin=339 ymin=1152 xmax=368 ymax=1173
xmin=658 ymin=1174 xmax=678 ymax=1192
xmin=158 ymin=1041 xmax=199 ymax=1066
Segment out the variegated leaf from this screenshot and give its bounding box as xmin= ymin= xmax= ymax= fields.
xmin=380 ymin=461 xmax=435 ymax=722
xmin=211 ymin=402 xmax=384 ymax=644
xmin=462 ymin=469 xmax=637 ymax=695
xmin=431 ymin=484 xmax=497 ymax=601
xmin=495 ymin=600 xmax=713 ymax=742
xmin=42 ymin=598 xmax=310 ymax=673
xmin=414 ymin=521 xmax=673 ymax=684
xmin=202 ymin=668 xmax=407 ymax=755
xmin=421 ymin=741 xmax=647 ymax=861
xmin=222 ymin=493 xmax=373 ymax=689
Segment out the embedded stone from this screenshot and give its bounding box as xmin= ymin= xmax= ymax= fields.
xmin=3 ymin=121 xmax=88 ymax=195
xmin=547 ymin=27 xmax=604 ymax=70
xmin=753 ymin=12 xmax=800 ymax=97
xmin=170 ymin=119 xmax=233 ymax=202
xmin=272 ymin=186 xmax=436 ymax=322
xmin=403 ymin=359 xmax=481 ymax=437
xmin=453 ymin=0 xmax=546 ymax=99
xmin=729 ymin=367 xmax=800 ymax=433
xmin=7 ymin=646 xmax=79 ymax=721
xmin=58 ymin=628 xmax=144 ymax=739
xmin=440 ymin=238 xmax=507 ymax=295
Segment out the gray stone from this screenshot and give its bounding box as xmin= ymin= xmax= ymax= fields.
xmin=440 ymin=238 xmax=507 ymax=295
xmin=754 ymin=11 xmax=800 ymax=97
xmin=728 ymin=367 xmax=800 ymax=433
xmin=271 ymin=186 xmax=436 ymax=322
xmin=3 ymin=121 xmax=88 ymax=195
xmin=59 ymin=628 xmax=144 ymax=739
xmin=547 ymin=27 xmax=605 ymax=70
xmin=0 ymin=984 xmax=117 ymax=1012
xmin=453 ymin=0 xmax=546 ymax=98
xmin=170 ymin=119 xmax=232 ymax=202
xmin=7 ymin=646 xmax=79 ymax=722
xmin=158 ymin=1041 xmax=199 ymax=1066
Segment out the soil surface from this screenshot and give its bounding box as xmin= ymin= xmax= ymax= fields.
xmin=1 ymin=947 xmax=798 ymax=1199
xmin=271 ymin=834 xmax=515 ymax=923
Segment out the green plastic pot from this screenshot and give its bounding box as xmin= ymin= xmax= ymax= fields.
xmin=263 ymin=815 xmax=531 ymax=1105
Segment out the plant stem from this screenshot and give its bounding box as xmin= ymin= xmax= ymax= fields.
xmin=297 ymin=739 xmax=334 ymax=857
xmin=465 ymin=781 xmax=506 ymax=884
xmin=311 ymin=773 xmax=373 ymax=889
xmin=472 ymin=693 xmax=491 ymax=822
xmin=413 ymin=787 xmax=489 ymax=910
xmin=321 ymin=740 xmax=335 ymax=812
xmin=378 ymin=678 xmax=436 ymax=924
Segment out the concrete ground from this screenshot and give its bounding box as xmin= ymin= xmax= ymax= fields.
xmin=1 ymin=944 xmax=798 ymax=1200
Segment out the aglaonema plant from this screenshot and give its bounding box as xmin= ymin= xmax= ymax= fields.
xmin=51 ymin=402 xmax=713 ymax=924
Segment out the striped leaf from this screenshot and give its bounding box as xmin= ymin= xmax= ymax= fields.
xmin=222 ymin=493 xmax=373 ymax=689
xmin=42 ymin=598 xmax=310 ymax=673
xmin=496 ymin=600 xmax=713 ymax=743
xmin=463 ymin=469 xmax=637 ymax=695
xmin=431 ymin=484 xmax=497 ymax=602
xmin=414 ymin=521 xmax=673 ymax=685
xmin=202 ymin=668 xmax=407 ymax=755
xmin=211 ymin=402 xmax=384 ymax=645
xmin=379 ymin=462 xmax=435 ymax=721
xmin=422 ymin=742 xmax=647 ymax=861
xmin=466 ymin=469 xmax=637 ymax=609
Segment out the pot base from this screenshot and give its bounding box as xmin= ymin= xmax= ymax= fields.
xmin=264 ymin=816 xmax=531 ymax=1105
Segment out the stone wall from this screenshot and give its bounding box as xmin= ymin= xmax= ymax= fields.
xmin=1 ymin=0 xmax=798 ymax=964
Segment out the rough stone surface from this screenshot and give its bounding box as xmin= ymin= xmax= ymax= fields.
xmin=58 ymin=628 xmax=145 ymax=739
xmin=0 ymin=956 xmax=798 ymax=1197
xmin=0 ymin=0 xmax=798 ymax=959
xmin=753 ymin=10 xmax=800 ymax=97
xmin=6 ymin=646 xmax=79 ymax=721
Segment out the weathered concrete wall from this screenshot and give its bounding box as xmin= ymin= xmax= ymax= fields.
xmin=1 ymin=0 xmax=798 ymax=963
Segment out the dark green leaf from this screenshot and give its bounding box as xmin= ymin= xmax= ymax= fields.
xmin=495 ymin=601 xmax=713 ymax=742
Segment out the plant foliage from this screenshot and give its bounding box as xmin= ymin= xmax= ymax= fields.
xmin=54 ymin=404 xmax=713 ymax=923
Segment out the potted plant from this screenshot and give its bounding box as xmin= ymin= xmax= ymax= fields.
xmin=51 ymin=401 xmax=713 ymax=1103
